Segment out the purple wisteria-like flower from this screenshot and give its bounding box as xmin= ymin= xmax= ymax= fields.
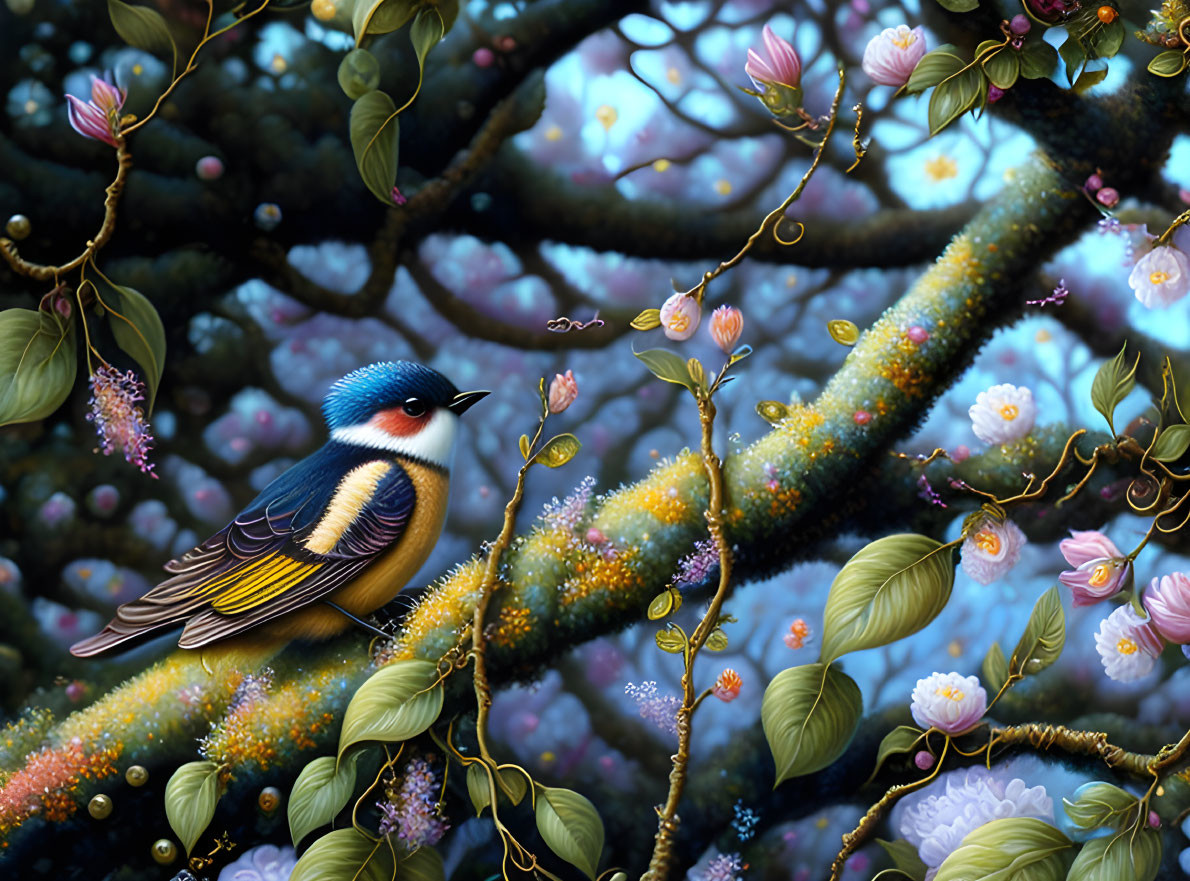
xmin=698 ymin=852 xmax=743 ymax=881
xmin=673 ymin=537 xmax=720 ymax=588
xmin=66 ymin=73 xmax=126 ymax=147
xmin=1026 ymin=278 xmax=1069 ymax=307
xmin=625 ymin=680 xmax=680 ymax=735
xmin=377 ymin=757 xmax=449 ymax=850
xmin=541 ymin=475 xmax=595 ymax=532
xmin=86 ymin=365 xmax=156 ymax=477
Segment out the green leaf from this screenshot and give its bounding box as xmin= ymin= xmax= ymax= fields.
xmin=288 ymin=753 xmax=359 ymax=847
xmin=1009 ymin=586 xmax=1065 ymax=677
xmin=350 ymin=90 xmax=401 ymax=206
xmin=647 ymin=589 xmax=678 ymax=620
xmin=869 ymin=725 xmax=925 ymax=780
xmin=1019 ymin=40 xmax=1058 ymax=79
xmin=1060 ymin=35 xmax=1087 ymax=85
xmin=107 ymin=0 xmax=176 ymax=70
xmin=338 ymin=659 xmax=443 ymax=759
xmin=928 ymin=65 xmax=984 ymax=134
xmin=933 ymin=817 xmax=1072 ymax=881
xmin=1090 ymin=343 xmax=1137 ymax=435
xmin=655 ymin=628 xmax=687 ymax=654
xmin=630 ymin=308 xmax=661 ymax=331
xmin=827 ymin=319 xmax=859 ymax=346
xmin=1152 ymin=424 xmax=1190 ymax=462
xmin=535 ymin=785 xmax=605 ymax=880
xmin=533 ymin=433 xmax=581 ymax=468
xmin=1087 ymin=19 xmax=1125 ymax=59
xmin=164 ymin=760 xmax=220 ymax=857
xmin=877 ymin=839 xmax=928 ymax=881
xmin=0 ymin=308 xmax=77 ymax=427
xmin=410 ymin=7 xmax=444 ymax=74
xmin=762 ymin=663 xmax=863 ymax=785
xmin=756 ymin=400 xmax=789 ymax=424
xmin=1149 ymin=50 xmax=1188 ymax=77
xmin=400 ymin=845 xmax=446 ymax=881
xmin=1066 ymin=828 xmax=1161 ymax=881
xmin=1073 ymin=66 xmax=1109 ymax=94
xmin=704 ymin=627 xmax=728 ymax=651
xmin=935 ymin=0 xmax=978 ymax=11
xmin=1062 ymin=782 xmax=1140 ymax=831
xmin=466 ymin=764 xmax=527 ymax=815
xmin=518 ymin=434 xmax=531 ymax=460
xmin=819 ymin=534 xmax=955 ymax=665
xmin=494 ymin=765 xmax=528 ymax=806
xmin=982 ymin=49 xmax=1020 ymax=90
xmin=337 ymin=48 xmax=381 ymax=100
xmin=634 ymin=348 xmax=697 ymax=393
xmin=686 ymin=357 xmax=707 ymax=393
xmin=289 ymin=826 xmax=396 ymax=881
xmin=906 ymin=45 xmax=964 ymax=93
xmin=94 ymin=279 xmax=166 ymax=411
xmin=982 ymin=641 xmax=1009 ymax=693
xmin=352 ymin=0 xmax=416 ymax=43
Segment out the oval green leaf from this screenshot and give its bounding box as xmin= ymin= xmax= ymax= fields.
xmin=868 ymin=725 xmax=925 ymax=782
xmin=876 ymin=839 xmax=928 ymax=881
xmin=819 ymin=533 xmax=955 ymax=665
xmin=1152 ymin=424 xmax=1190 ymax=462
xmin=352 ymin=0 xmax=416 ymax=42
xmin=704 ymin=627 xmax=728 ymax=651
xmin=108 ymin=0 xmax=176 ymax=68
xmin=906 ymin=46 xmax=964 ymax=93
xmin=928 ymin=66 xmax=984 ymax=135
xmin=0 ymin=308 xmax=77 ymax=427
xmin=934 ymin=817 xmax=1071 ymax=881
xmin=1009 ymin=586 xmax=1065 ymax=677
xmin=164 ymin=760 xmax=220 ymax=857
xmin=647 ymin=590 xmax=675 ymax=620
xmin=533 ymin=433 xmax=581 ymax=468
xmin=289 ymin=826 xmax=396 ymax=881
xmin=634 ymin=348 xmax=697 ymax=394
xmin=466 ymin=763 xmax=491 ymax=816
xmin=761 ymin=663 xmax=863 ymax=786
xmin=1061 ymin=781 xmax=1140 ymax=831
xmin=338 ymin=659 xmax=443 ymax=759
xmin=982 ymin=49 xmax=1020 ymax=90
xmin=338 ymin=48 xmax=381 ymax=100
xmin=1019 ymin=40 xmax=1058 ymax=79
xmin=288 ymin=752 xmax=360 ymax=847
xmin=935 ymin=0 xmax=978 ymax=10
xmin=401 ymin=845 xmax=446 ymax=881
xmin=494 ymin=765 xmax=527 ymax=806
xmin=1087 ymin=19 xmax=1124 ymax=59
xmin=655 ymin=628 xmax=686 ymax=654
xmin=350 ymin=90 xmax=400 ymax=206
xmin=1066 ymin=828 xmax=1160 ymax=881
xmin=981 ymin=641 xmax=1009 ymax=693
xmin=827 ymin=319 xmax=859 ymax=346
xmin=1149 ymin=50 xmax=1188 ymax=77
xmin=94 ymin=279 xmax=166 ymax=411
xmin=410 ymin=7 xmax=444 ymax=72
xmin=1090 ymin=343 xmax=1137 ymax=435
xmin=756 ymin=400 xmax=789 ymax=424
xmin=535 ymin=785 xmax=604 ymax=880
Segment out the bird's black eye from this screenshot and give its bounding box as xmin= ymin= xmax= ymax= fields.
xmin=402 ymin=397 xmax=428 ymax=417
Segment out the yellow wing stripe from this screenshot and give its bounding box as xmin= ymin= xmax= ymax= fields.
xmin=190 ymin=553 xmax=278 ymax=598
xmin=303 ymin=460 xmax=392 ymax=555
xmin=211 ymin=556 xmax=305 ymax=607
xmin=213 ymin=561 xmax=320 ymax=614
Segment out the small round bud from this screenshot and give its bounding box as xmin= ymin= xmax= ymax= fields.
xmin=151 ymin=838 xmax=178 ymax=864
xmin=907 ymin=325 xmax=929 ymax=344
xmin=258 ymin=786 xmax=282 ymax=813
xmin=988 ymin=84 xmax=1005 ymax=103
xmin=125 ymin=765 xmax=149 ymax=787
xmin=853 ymin=410 xmax=872 ymax=426
xmin=1009 ymin=15 xmax=1031 ymax=35
xmin=473 ymin=47 xmax=495 ymax=68
xmin=1084 ymin=173 xmax=1103 ymax=192
xmin=914 ymin=750 xmax=935 ymax=770
xmin=1097 ymin=6 xmax=1117 ymax=23
xmin=254 ymin=202 xmax=282 ymax=231
xmin=88 ymin=794 xmax=113 ymax=819
xmin=311 ymin=0 xmax=336 ymax=20
xmin=1148 ymin=810 xmax=1160 ymax=828
xmin=6 ymin=214 xmax=31 ymax=240
xmin=1096 ymin=187 xmax=1119 ymax=208
xmin=195 ymin=156 xmax=224 ymax=181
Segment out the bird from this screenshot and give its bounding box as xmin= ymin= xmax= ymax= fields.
xmin=70 ymin=361 xmax=488 ymax=657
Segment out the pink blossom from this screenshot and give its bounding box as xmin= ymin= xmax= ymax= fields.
xmin=862 ymin=25 xmax=927 ymax=88
xmin=960 ymin=517 xmax=1025 ymax=585
xmin=66 ymin=74 xmax=125 ymax=147
xmin=1058 ymin=530 xmax=1131 ymax=606
xmin=86 ymin=365 xmax=156 ymax=476
xmin=709 ymin=305 xmax=743 ymax=352
xmin=1143 ymin=572 xmax=1190 ymax=643
xmin=547 ymin=369 xmax=578 ymax=413
xmin=712 ymin=668 xmax=742 ymax=702
xmin=746 ymin=25 xmax=801 ymax=90
xmin=659 ymin=292 xmax=701 ymax=341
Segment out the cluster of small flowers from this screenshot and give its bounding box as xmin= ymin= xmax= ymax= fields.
xmin=731 ymin=800 xmax=760 ymax=842
xmin=1026 ymin=278 xmax=1069 ymax=307
xmin=713 ymin=668 xmax=742 ymax=702
xmin=87 ymin=365 xmax=157 ymax=476
xmin=673 ymin=537 xmax=720 ymax=588
xmin=541 ymin=475 xmax=596 ymax=532
xmin=624 ymin=680 xmax=680 ymax=735
xmin=698 ymin=852 xmax=744 ymax=881
xmin=916 ymin=473 xmax=946 ymax=508
xmin=784 ymin=617 xmax=812 ymax=650
xmin=377 ymin=757 xmax=449 ymax=849
xmin=657 ymin=296 xmax=744 ymax=353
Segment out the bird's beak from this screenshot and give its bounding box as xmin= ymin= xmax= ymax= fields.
xmin=448 ymin=390 xmax=490 ymax=415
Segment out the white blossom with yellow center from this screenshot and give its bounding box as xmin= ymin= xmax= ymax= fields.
xmin=968 ymin=382 xmax=1036 ymax=445
xmin=1094 ymin=605 xmax=1163 ymax=682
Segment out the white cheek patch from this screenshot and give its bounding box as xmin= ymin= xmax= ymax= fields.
xmin=331 ymin=409 xmax=458 ymax=468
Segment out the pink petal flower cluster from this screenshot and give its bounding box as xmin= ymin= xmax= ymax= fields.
xmin=709 ymin=305 xmax=743 ymax=353
xmin=909 ymin=671 xmax=987 ymax=735
xmin=1057 ymin=530 xmax=1131 ymax=606
xmin=377 ymin=757 xmax=449 ymax=850
xmin=625 ymin=680 xmax=680 ymax=735
xmin=86 ymin=365 xmax=156 ymax=477
xmin=1143 ymin=572 xmax=1190 ymax=643
xmin=712 ymin=668 xmax=742 ymax=702
xmin=66 ymin=74 xmax=126 ymax=147
xmin=862 ymin=25 xmax=927 ymax=87
xmin=960 ymin=517 xmax=1025 ymax=585
xmin=547 ymin=369 xmax=578 ymax=413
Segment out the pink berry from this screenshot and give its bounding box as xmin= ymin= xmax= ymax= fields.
xmin=473 ymin=47 xmax=495 ymax=67
xmin=496 ymin=35 xmax=516 ymax=52
xmin=951 ymin=444 xmax=970 ymax=462
xmin=988 ymin=84 xmax=1005 ymax=103
xmin=586 ymin=527 xmax=607 ymax=544
xmin=914 ymin=750 xmax=935 ymax=770
xmin=1096 ymin=187 xmax=1119 ymax=208
xmin=1148 ymin=810 xmax=1160 ymax=828
xmin=907 ymin=325 xmax=929 ymax=344
xmin=853 ymin=410 xmax=872 ymax=426
xmin=1084 ymin=173 xmax=1103 ymax=192
xmin=1009 ymin=14 xmax=1031 ymax=35
xmin=65 ymin=681 xmax=86 ymax=702
xmin=195 ymin=155 xmax=224 ymax=181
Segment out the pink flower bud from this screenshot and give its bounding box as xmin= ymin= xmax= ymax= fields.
xmin=907 ymin=325 xmax=929 ymax=343
xmin=861 ymin=25 xmax=927 ymax=88
xmin=746 ymin=24 xmax=801 ymax=90
xmin=1009 ymin=14 xmax=1032 ymax=35
xmin=1143 ymin=572 xmax=1190 ymax=643
xmin=1096 ymin=187 xmax=1119 ymax=208
xmin=713 ymin=668 xmax=742 ymax=702
xmin=195 ymin=156 xmax=224 ymax=181
xmin=709 ymin=305 xmax=743 ymax=352
xmin=988 ymin=84 xmax=1005 ymax=103
xmin=548 ymin=369 xmax=578 ymax=413
xmin=1084 ymin=173 xmax=1103 ymax=192
xmin=473 ymin=47 xmax=495 ymax=68
xmin=659 ymin=292 xmax=701 ymax=341
xmin=914 ymin=750 xmax=935 ymax=770
xmin=1058 ymin=530 xmax=1130 ymax=606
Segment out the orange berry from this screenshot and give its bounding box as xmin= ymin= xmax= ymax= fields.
xmin=1096 ymin=6 xmax=1117 ymax=23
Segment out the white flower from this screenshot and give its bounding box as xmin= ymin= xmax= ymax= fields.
xmin=659 ymin=292 xmax=701 ymax=341
xmin=217 ymin=844 xmax=297 ymax=881
xmin=899 ymin=767 xmax=1052 ymax=873
xmin=1094 ymin=605 xmax=1164 ymax=682
xmin=910 ymin=671 xmax=987 ymax=734
xmin=968 ymin=383 xmax=1036 ymax=445
xmin=960 ymin=517 xmax=1025 ymax=585
xmin=862 ymin=25 xmax=927 ymax=88
xmin=1128 ymin=245 xmax=1190 ymax=309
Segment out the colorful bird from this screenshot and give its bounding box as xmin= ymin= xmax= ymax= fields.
xmin=70 ymin=361 xmax=488 ymax=656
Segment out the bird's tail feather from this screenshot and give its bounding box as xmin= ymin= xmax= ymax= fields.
xmin=69 ymin=618 xmax=178 ymax=657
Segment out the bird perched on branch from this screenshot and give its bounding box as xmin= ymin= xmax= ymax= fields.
xmin=71 ymin=361 xmax=488 ymax=656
